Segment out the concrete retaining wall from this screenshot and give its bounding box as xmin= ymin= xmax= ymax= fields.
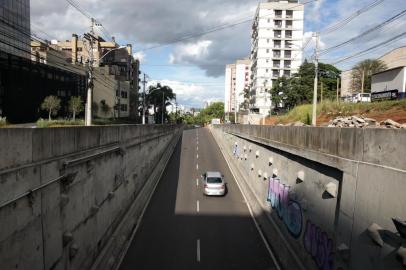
xmin=212 ymin=125 xmax=406 ymax=270
xmin=0 ymin=124 xmax=183 ymax=270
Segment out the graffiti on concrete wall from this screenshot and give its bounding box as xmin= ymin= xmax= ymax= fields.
xmin=267 ymin=177 xmax=303 ymax=238
xmin=303 ymin=220 xmax=334 ymax=270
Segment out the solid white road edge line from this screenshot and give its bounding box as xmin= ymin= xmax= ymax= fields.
xmin=213 ymin=129 xmax=281 ymax=270
xmin=197 ymin=239 xmax=201 ymax=262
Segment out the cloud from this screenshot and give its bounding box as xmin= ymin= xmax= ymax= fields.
xmin=169 ymin=40 xmax=212 ymax=63
xmin=133 ymin=51 xmax=146 ymax=62
xmin=148 ymin=79 xmax=224 ymax=108
xmin=31 ymin=0 xmax=258 ymax=77
xmin=30 ymin=0 xmax=406 ymax=104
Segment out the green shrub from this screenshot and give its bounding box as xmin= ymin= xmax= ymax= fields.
xmin=0 ymin=116 xmax=7 ymax=127
xmin=36 ymin=119 xmax=85 ymax=128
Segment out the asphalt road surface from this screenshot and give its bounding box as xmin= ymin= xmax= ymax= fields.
xmin=119 ymin=127 xmax=277 ymax=270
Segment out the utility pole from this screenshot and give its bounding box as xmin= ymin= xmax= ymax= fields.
xmin=320 ymin=81 xmax=323 ymax=103
xmin=336 ymin=76 xmax=340 ymax=103
xmin=311 ymin=32 xmax=319 ymax=126
xmin=161 ymin=91 xmax=165 ymax=124
xmin=142 ymin=73 xmax=147 ymax=124
xmin=175 ymin=101 xmax=178 ymax=123
xmin=85 ymin=18 xmax=96 ymax=126
xmin=361 ymin=70 xmax=365 ymax=94
xmin=234 ymin=89 xmax=237 ymax=124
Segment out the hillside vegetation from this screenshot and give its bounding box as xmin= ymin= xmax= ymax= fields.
xmin=266 ymin=99 xmax=406 ymax=125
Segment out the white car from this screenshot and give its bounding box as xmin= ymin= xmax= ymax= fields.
xmin=202 ymin=171 xmax=226 ymax=196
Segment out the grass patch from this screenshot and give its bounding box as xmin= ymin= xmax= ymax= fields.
xmin=36 ymin=119 xmax=85 ymax=128
xmin=93 ymin=118 xmax=138 ymax=125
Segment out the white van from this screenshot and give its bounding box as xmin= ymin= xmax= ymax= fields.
xmin=352 ymin=93 xmax=371 ymax=103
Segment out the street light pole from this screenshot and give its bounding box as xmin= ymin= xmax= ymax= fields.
xmin=83 ymin=20 xmax=126 ymax=126
xmin=161 ymin=91 xmax=165 ymax=124
xmin=312 ymin=32 xmax=320 ymax=126
xmin=85 ymin=18 xmax=95 ymax=126
xmin=142 ymin=73 xmax=147 ymax=124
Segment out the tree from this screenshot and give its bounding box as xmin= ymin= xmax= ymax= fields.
xmin=41 ymin=95 xmax=61 ymax=121
xmin=92 ymin=102 xmax=99 ymax=115
xmin=100 ymin=100 xmax=111 ymax=117
xmin=270 ymin=60 xmax=341 ymax=111
xmin=240 ymin=87 xmax=251 ymax=111
xmin=147 ymin=83 xmax=176 ymax=124
xmin=351 ymin=59 xmax=387 ymax=93
xmin=68 ymin=96 xmax=84 ymax=121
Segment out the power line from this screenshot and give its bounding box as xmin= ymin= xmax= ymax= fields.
xmin=320 ymin=9 xmax=406 ymax=55
xmin=331 ymin=31 xmax=406 ymax=65
xmin=321 ymin=0 xmax=386 ymax=35
xmin=135 ymin=0 xmax=317 ymax=53
xmin=64 ymin=0 xmax=113 ymax=42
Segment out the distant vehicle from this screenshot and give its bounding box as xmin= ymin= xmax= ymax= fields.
xmin=194 ymin=125 xmax=200 ymax=128
xmin=202 ymin=171 xmax=226 ymax=196
xmin=352 ymin=93 xmax=371 ymax=103
xmin=211 ymin=118 xmax=221 ymax=125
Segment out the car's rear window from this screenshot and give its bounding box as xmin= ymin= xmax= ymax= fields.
xmin=207 ymin=177 xmax=222 ymax=184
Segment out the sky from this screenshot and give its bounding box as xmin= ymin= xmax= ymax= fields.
xmin=31 ymin=0 xmax=406 ymax=108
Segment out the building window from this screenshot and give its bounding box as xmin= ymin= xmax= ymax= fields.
xmin=274 ymin=20 xmax=282 ymax=28
xmin=121 ymin=91 xmax=128 ymax=98
xmin=285 ymin=50 xmax=292 ymax=58
xmin=274 ymin=40 xmax=281 ymax=48
xmin=284 ymin=60 xmax=291 ymax=68
xmin=274 ymin=30 xmax=282 ymax=38
xmin=285 ymin=30 xmax=292 ymax=38
xmin=273 ymin=50 xmax=281 ymax=58
xmin=273 ymin=60 xmax=280 ymax=68
xmin=120 ymin=104 xmax=128 ymax=111
xmin=286 ymin=10 xmax=293 ymax=18
xmin=275 ymin=10 xmax=282 ymax=18
xmin=266 ymin=49 xmax=270 ymax=53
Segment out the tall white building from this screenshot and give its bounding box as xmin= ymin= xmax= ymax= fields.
xmin=250 ymin=0 xmax=304 ymax=115
xmin=224 ymin=59 xmax=251 ymax=115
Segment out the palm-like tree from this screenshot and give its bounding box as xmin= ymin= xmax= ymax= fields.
xmin=351 ymin=59 xmax=387 ymax=93
xmin=146 ymin=83 xmax=176 ymax=124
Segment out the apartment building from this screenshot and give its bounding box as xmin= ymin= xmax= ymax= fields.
xmin=250 ymin=0 xmax=304 ymax=115
xmin=30 ymin=35 xmax=141 ymax=120
xmin=224 ymin=59 xmax=251 ymax=116
xmin=225 ymin=63 xmax=236 ymax=114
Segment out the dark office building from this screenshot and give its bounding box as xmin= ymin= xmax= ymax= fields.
xmin=0 ymin=53 xmax=87 ymax=123
xmin=0 ymin=0 xmax=87 ymax=123
xmin=0 ymin=0 xmax=31 ymax=59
